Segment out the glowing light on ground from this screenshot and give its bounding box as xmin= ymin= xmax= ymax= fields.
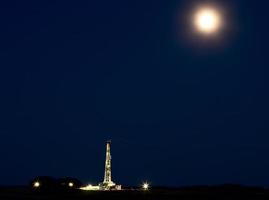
xmin=80 ymin=184 xmax=100 ymax=191
xmin=142 ymin=182 xmax=149 ymax=190
xmin=68 ymin=182 xmax=74 ymax=187
xmin=33 ymin=181 xmax=40 ymax=188
xmin=194 ymin=7 xmax=221 ymax=34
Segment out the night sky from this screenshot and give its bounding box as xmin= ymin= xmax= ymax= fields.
xmin=0 ymin=0 xmax=269 ymax=186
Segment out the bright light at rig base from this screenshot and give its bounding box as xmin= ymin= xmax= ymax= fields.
xmin=194 ymin=7 xmax=222 ymax=34
xmin=80 ymin=184 xmax=100 ymax=191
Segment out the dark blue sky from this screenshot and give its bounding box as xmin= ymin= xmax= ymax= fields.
xmin=0 ymin=0 xmax=269 ymax=186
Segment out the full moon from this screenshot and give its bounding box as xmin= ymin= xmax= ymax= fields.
xmin=194 ymin=7 xmax=222 ymax=34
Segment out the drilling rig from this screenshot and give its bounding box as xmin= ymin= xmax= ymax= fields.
xmin=100 ymin=141 xmax=121 ymax=190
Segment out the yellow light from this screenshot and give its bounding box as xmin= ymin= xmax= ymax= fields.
xmin=68 ymin=182 xmax=74 ymax=187
xmin=194 ymin=7 xmax=221 ymax=34
xmin=142 ymin=183 xmax=149 ymax=190
xmin=33 ymin=181 xmax=40 ymax=188
xmin=80 ymin=184 xmax=100 ymax=191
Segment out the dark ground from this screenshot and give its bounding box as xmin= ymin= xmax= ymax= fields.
xmin=0 ymin=185 xmax=269 ymax=200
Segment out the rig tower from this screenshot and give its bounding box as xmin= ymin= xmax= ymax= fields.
xmin=103 ymin=141 xmax=115 ymax=186
xmin=101 ymin=140 xmax=121 ymax=190
xmin=81 ymin=140 xmax=121 ymax=191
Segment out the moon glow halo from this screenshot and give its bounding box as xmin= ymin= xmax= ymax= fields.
xmin=194 ymin=7 xmax=222 ymax=34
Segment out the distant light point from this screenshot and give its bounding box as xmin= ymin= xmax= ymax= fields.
xmin=33 ymin=181 xmax=40 ymax=188
xmin=142 ymin=182 xmax=149 ymax=190
xmin=69 ymin=182 xmax=74 ymax=187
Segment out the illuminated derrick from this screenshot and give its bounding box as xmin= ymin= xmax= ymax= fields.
xmin=102 ymin=141 xmax=116 ymax=189
xmin=80 ymin=140 xmax=121 ymax=191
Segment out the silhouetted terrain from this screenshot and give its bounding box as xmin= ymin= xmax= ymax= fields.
xmin=0 ymin=185 xmax=269 ymax=200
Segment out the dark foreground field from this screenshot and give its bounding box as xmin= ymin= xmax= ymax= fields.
xmin=0 ymin=185 xmax=269 ymax=200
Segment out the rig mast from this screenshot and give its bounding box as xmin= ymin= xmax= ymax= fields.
xmin=102 ymin=141 xmax=116 ymax=189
